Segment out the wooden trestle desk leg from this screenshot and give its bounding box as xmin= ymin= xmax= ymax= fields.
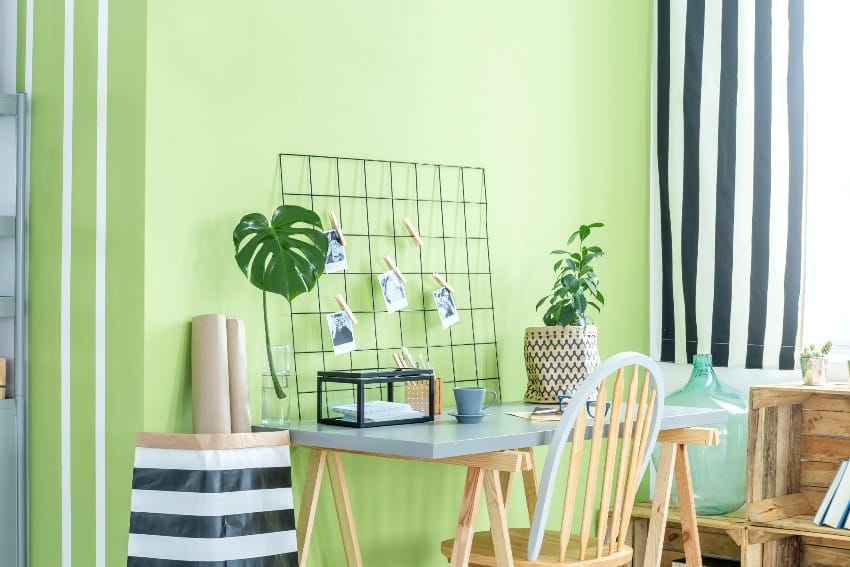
xmin=297 ymin=449 xmax=327 ymax=567
xmin=296 ymin=449 xmax=363 ymax=567
xmin=325 ymin=451 xmax=364 ymax=567
xmin=521 ymin=447 xmax=539 ymax=525
xmin=673 ymin=444 xmax=703 ymax=566
xmin=500 ymin=447 xmax=539 ymax=520
xmin=483 ymin=469 xmax=516 ymax=567
xmin=644 ymin=435 xmax=711 ymax=567
xmin=645 ymin=442 xmax=677 ymax=567
xmin=451 ymin=467 xmax=485 ymax=567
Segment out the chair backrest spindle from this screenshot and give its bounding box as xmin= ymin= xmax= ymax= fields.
xmin=577 ymin=385 xmax=608 ymax=560
xmin=558 ymin=400 xmax=588 ymax=559
xmin=595 ymin=369 xmax=624 ymax=558
xmin=617 ymin=384 xmax=656 ymax=551
xmin=607 ymin=366 xmax=639 ymax=555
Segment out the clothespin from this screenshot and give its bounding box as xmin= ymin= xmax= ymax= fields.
xmin=432 ymin=272 xmax=455 ymax=294
xmin=328 ymin=210 xmax=346 ymax=246
xmin=382 ymin=256 xmax=407 ymax=283
xmin=402 ymin=346 xmax=417 ymax=368
xmin=392 ymin=353 xmax=406 ymax=369
xmin=335 ymin=294 xmax=358 ymax=325
xmin=402 ymin=217 xmax=424 ymax=247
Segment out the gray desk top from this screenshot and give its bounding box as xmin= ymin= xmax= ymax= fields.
xmin=286 ymin=402 xmax=727 ymax=459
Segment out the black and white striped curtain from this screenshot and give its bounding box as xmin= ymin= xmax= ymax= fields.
xmin=651 ymin=0 xmax=805 ymax=370
xmin=128 ymin=432 xmax=297 ymax=566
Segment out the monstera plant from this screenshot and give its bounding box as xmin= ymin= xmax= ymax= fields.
xmin=233 ymin=205 xmax=328 ymax=398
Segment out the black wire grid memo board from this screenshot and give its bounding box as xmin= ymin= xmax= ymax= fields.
xmin=278 ymin=153 xmax=502 ymax=420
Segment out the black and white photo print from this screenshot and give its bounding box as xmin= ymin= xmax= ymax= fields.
xmin=327 ymin=311 xmax=356 ymax=355
xmin=433 ymin=287 xmax=460 ymax=329
xmin=324 ymin=230 xmax=348 ymax=273
xmin=378 ymin=270 xmax=408 ymax=313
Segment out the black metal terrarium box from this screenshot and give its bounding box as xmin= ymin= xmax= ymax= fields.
xmin=317 ymin=368 xmax=435 ymax=428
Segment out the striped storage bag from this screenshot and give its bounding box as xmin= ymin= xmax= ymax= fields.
xmin=128 ymin=431 xmax=297 ymax=566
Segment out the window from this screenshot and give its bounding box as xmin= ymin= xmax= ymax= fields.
xmin=801 ymin=2 xmax=850 ymax=358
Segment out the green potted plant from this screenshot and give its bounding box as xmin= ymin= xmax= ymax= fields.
xmin=800 ymin=341 xmax=832 ymax=386
xmin=524 ymin=222 xmax=605 ymax=403
xmin=233 ymin=205 xmax=328 ymax=410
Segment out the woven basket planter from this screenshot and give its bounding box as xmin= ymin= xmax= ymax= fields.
xmin=523 ymin=325 xmax=601 ymax=403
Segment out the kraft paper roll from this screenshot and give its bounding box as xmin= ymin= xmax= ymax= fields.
xmin=0 ymin=357 xmax=6 ymax=400
xmin=191 ymin=314 xmax=232 ymax=434
xmin=226 ymin=318 xmax=252 ymax=433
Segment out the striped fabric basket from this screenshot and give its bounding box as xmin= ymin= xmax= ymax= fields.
xmin=128 ymin=431 xmax=297 ymax=566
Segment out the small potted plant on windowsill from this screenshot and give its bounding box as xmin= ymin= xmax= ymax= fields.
xmin=800 ymin=341 xmax=832 ymax=386
xmin=524 ymin=222 xmax=605 ymax=403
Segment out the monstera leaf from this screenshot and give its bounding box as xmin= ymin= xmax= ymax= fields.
xmin=233 ymin=205 xmax=329 ymax=399
xmin=233 ymin=205 xmax=328 ymax=303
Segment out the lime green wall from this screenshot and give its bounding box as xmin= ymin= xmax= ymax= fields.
xmin=23 ymin=0 xmax=651 ymax=565
xmin=144 ymin=1 xmax=652 ymax=565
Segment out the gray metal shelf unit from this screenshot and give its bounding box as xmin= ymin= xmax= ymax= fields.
xmin=1 ymin=92 xmax=28 ymax=567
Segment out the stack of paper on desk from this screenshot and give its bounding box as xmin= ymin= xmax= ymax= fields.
xmin=332 ymin=400 xmax=426 ymax=422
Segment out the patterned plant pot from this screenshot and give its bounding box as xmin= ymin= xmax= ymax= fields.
xmin=523 ymin=325 xmax=601 ymax=403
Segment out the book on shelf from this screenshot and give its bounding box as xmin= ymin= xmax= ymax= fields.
xmin=814 ymin=459 xmax=850 ymax=528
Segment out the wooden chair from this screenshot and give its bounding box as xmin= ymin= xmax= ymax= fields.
xmin=441 ymin=352 xmax=664 ymax=566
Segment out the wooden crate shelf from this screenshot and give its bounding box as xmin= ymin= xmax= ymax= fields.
xmin=627 ymin=502 xmax=752 ymax=566
xmin=747 ymin=383 xmax=850 ymax=565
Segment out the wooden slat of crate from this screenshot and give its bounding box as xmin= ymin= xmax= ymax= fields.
xmin=801 ymin=544 xmax=850 ymax=566
xmin=630 ymin=502 xmax=747 ymax=563
xmin=752 ymin=516 xmax=850 ymax=542
xmin=803 ymin=410 xmax=850 ymax=437
xmin=801 ymin=461 xmax=841 ymax=488
xmin=662 ymin=526 xmax=741 ymax=559
xmin=632 ymin=501 xmax=749 ymax=531
xmin=801 ymin=436 xmax=850 ymax=464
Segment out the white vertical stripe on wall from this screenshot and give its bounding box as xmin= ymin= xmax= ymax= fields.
xmin=695 ymin=1 xmax=723 ymax=355
xmin=727 ymin=0 xmax=756 ymax=368
xmin=95 ymin=0 xmax=108 ymax=563
xmin=762 ymin=0 xmax=790 ymax=368
xmin=24 ymin=1 xmax=33 ymax=566
xmin=667 ymin=0 xmax=688 ymax=364
xmin=649 ymin=0 xmax=662 ymax=361
xmin=61 ymin=0 xmax=75 ymax=564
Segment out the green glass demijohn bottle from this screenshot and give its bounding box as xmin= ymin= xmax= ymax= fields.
xmin=664 ymin=354 xmax=748 ymax=515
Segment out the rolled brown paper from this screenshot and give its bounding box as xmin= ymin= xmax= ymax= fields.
xmin=191 ymin=314 xmax=232 ymax=433
xmin=226 ymin=318 xmax=252 ymax=433
xmin=0 ymin=357 xmax=6 ymax=399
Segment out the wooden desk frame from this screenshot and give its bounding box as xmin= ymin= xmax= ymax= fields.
xmin=295 ymin=427 xmax=718 ymax=567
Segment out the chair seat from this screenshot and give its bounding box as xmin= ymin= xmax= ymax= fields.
xmin=440 ymin=528 xmax=633 ymax=567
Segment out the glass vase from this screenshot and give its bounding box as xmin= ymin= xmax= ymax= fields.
xmin=659 ymin=354 xmax=748 ymax=515
xmin=261 ymin=344 xmax=292 ymax=428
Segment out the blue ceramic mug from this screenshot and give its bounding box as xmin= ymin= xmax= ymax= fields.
xmin=453 ymin=387 xmax=498 ymax=416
